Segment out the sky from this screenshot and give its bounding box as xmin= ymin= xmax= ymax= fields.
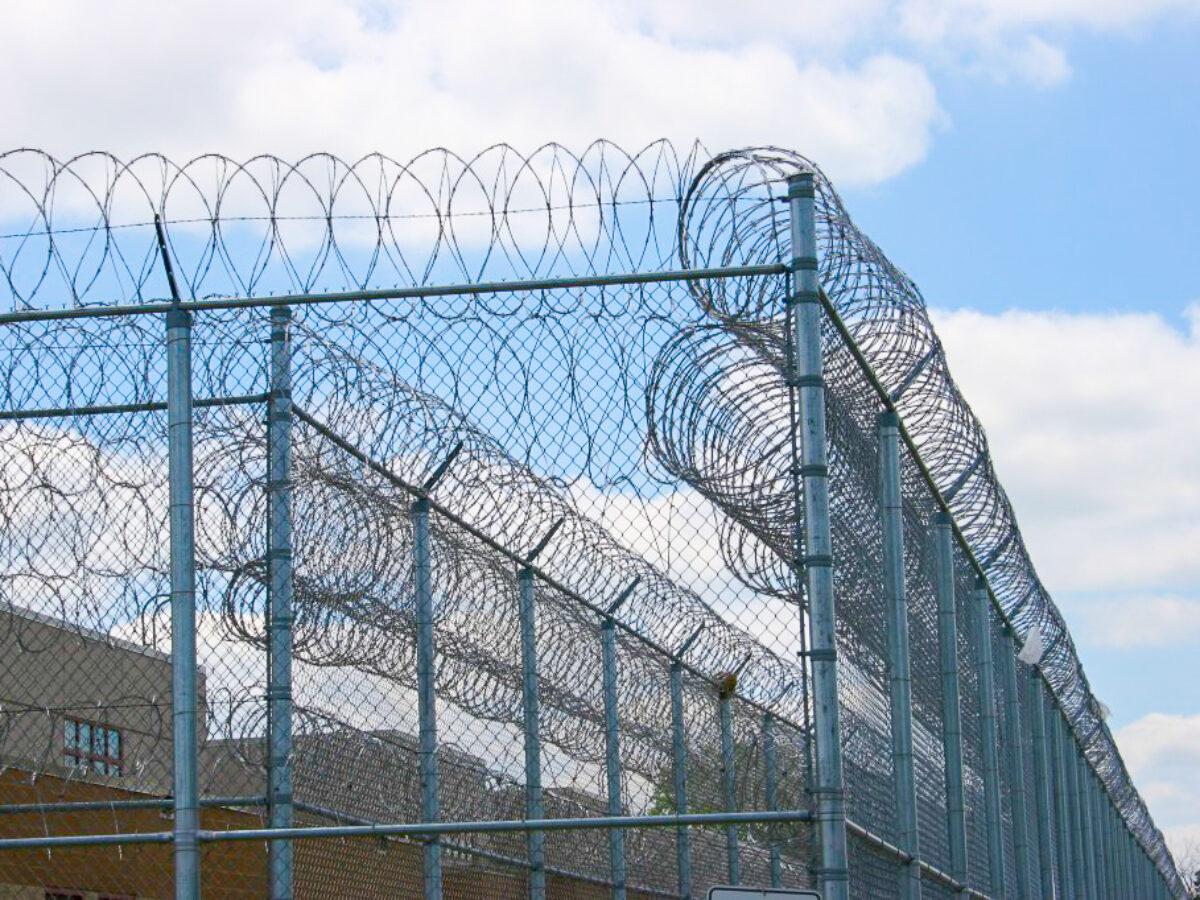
xmin=3 ymin=0 xmax=1198 ymax=871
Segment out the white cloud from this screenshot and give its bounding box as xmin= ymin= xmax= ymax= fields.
xmin=932 ymin=305 xmax=1200 ymax=600
xmin=1005 ymin=34 xmax=1073 ymax=87
xmin=0 ymin=0 xmax=940 ymax=187
xmin=2 ymin=0 xmax=1194 ymax=186
xmin=900 ymin=0 xmax=1200 ymax=36
xmin=1167 ymin=822 xmax=1200 ymax=880
xmin=896 ymin=0 xmax=1199 ymax=83
xmin=1075 ymin=593 xmax=1200 ymax=648
xmin=1115 ymin=713 xmax=1200 ymax=842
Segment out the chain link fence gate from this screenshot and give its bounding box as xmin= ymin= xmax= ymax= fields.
xmin=0 ymin=143 xmax=1185 ymax=899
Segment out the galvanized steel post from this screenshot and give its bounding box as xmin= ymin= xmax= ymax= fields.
xmin=166 ymin=306 xmax=200 ymax=900
xmin=518 ymin=566 xmax=546 ymax=899
xmin=1088 ymin=774 xmax=1107 ymax=898
xmin=763 ymin=713 xmax=782 ymax=887
xmin=1128 ymin=830 xmax=1137 ymax=897
xmin=1102 ymin=793 xmax=1118 ymax=899
xmin=1073 ymin=744 xmax=1097 ymax=899
xmin=1117 ymin=824 xmax=1127 ymax=897
xmin=413 ymin=498 xmax=443 ymax=899
xmin=267 ymin=307 xmax=295 ymax=900
xmin=974 ymin=579 xmax=1006 ymax=898
xmin=998 ymin=633 xmax=1029 ymax=898
xmin=720 ymin=690 xmax=741 ymax=884
xmin=1138 ymin=837 xmax=1149 ymax=897
xmin=878 ymin=410 xmax=921 ymax=899
xmin=1129 ymin=828 xmax=1139 ymax=896
xmin=1118 ymin=821 xmax=1132 ymax=896
xmin=1060 ymin=718 xmax=1085 ymax=897
xmin=1028 ymin=671 xmax=1056 ymax=899
xmin=1100 ymin=800 xmax=1114 ymax=898
xmin=932 ymin=511 xmax=969 ymax=888
xmin=1048 ymin=708 xmax=1074 ymax=899
xmin=670 ymin=660 xmax=692 ymax=900
xmin=601 ymin=616 xmax=627 ymax=899
xmin=1113 ymin=816 xmax=1123 ymax=897
xmin=787 ymin=171 xmax=849 ymax=899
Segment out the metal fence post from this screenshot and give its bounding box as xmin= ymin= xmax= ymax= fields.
xmin=166 ymin=305 xmax=200 ymax=900
xmin=878 ymin=411 xmax=921 ymax=899
xmin=413 ymin=498 xmax=443 ymax=899
xmin=1130 ymin=829 xmax=1139 ymax=897
xmin=1094 ymin=777 xmax=1108 ymax=900
xmin=1126 ymin=821 xmax=1138 ymax=897
xmin=1138 ymin=845 xmax=1148 ymax=897
xmin=1059 ymin=718 xmax=1085 ymax=897
xmin=786 ymin=171 xmax=849 ymax=900
xmin=518 ymin=566 xmax=546 ymax=899
xmin=932 ymin=512 xmax=969 ymax=889
xmin=670 ymin=659 xmax=692 ymax=900
xmin=1102 ymin=793 xmax=1118 ymax=899
xmin=1095 ymin=767 xmax=1110 ymax=897
xmin=267 ymin=306 xmax=295 ymax=900
xmin=1118 ymin=821 xmax=1132 ymax=896
xmin=763 ymin=713 xmax=783 ymax=888
xmin=1118 ymin=816 xmax=1128 ymax=897
xmin=1028 ymin=671 xmax=1055 ymax=899
xmin=1130 ymin=836 xmax=1139 ymax=898
xmin=974 ymin=580 xmax=1005 ymax=897
xmin=1048 ymin=708 xmax=1074 ymax=899
xmin=998 ymin=633 xmax=1029 ymax=898
xmin=601 ymin=615 xmax=627 ymax=899
xmin=1137 ymin=834 xmax=1147 ymax=897
xmin=1072 ymin=743 xmax=1097 ymax=899
xmin=1101 ymin=801 xmax=1114 ymax=898
xmin=719 ymin=689 xmax=741 ymax=884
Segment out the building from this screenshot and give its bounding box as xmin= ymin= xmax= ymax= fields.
xmin=0 ymin=603 xmax=670 ymax=898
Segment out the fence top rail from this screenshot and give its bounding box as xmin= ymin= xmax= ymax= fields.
xmin=0 ymin=139 xmax=1179 ymax=890
xmin=0 ymin=264 xmax=786 ymax=325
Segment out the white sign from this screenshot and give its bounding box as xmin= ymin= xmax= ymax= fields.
xmin=708 ymin=889 xmax=821 ymax=900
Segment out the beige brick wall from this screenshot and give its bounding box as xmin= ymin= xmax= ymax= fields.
xmin=0 ymin=603 xmax=205 ymax=796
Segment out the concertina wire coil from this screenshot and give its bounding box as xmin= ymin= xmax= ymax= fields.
xmin=0 ymin=141 xmax=1181 ymax=890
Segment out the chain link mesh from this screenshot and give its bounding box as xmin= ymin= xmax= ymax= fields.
xmin=0 ymin=143 xmax=1183 ymax=897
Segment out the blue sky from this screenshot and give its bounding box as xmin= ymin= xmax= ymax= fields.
xmin=840 ymin=15 xmax=1200 ymax=694
xmin=837 ymin=18 xmax=1200 ymax=860
xmin=3 ymin=0 xmax=1198 ymax=868
xmin=842 ymin=23 xmax=1200 ymax=322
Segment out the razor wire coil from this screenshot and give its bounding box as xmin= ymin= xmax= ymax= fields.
xmin=0 ymin=141 xmax=1183 ymax=895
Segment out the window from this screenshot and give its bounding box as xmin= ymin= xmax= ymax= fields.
xmin=62 ymin=717 xmax=122 ymax=776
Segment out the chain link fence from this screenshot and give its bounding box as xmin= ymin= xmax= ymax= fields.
xmin=0 ymin=143 xmax=1184 ymax=898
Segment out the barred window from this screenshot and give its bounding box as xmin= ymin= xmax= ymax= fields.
xmin=62 ymin=717 xmax=122 ymax=776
